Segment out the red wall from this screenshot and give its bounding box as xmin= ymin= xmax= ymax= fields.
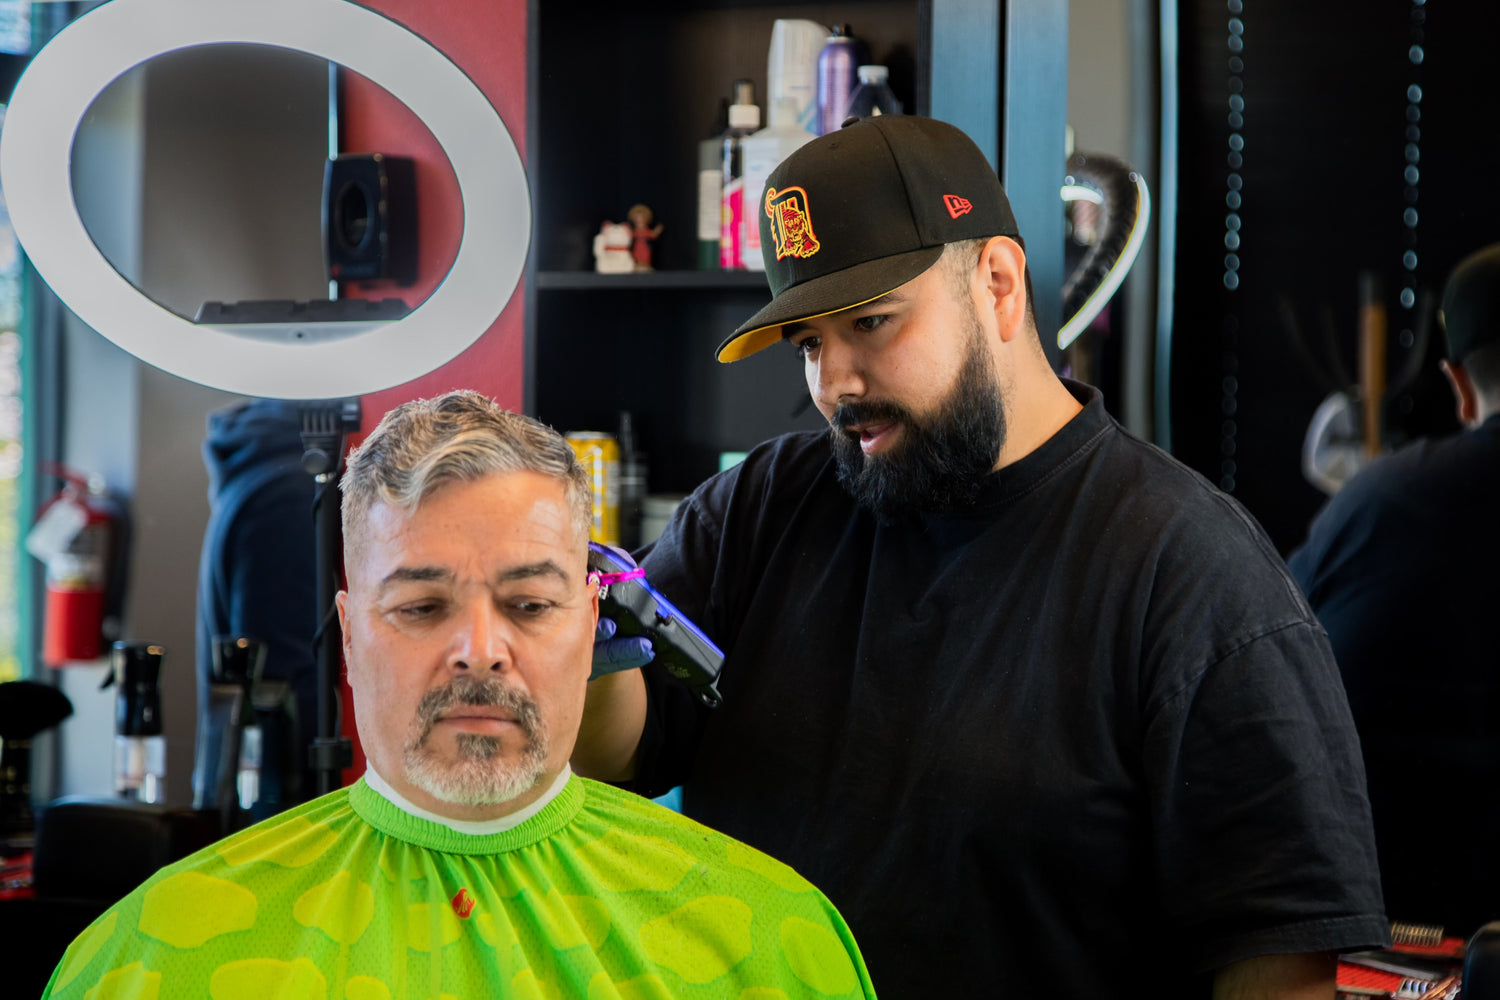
xmin=336 ymin=0 xmax=528 ymax=781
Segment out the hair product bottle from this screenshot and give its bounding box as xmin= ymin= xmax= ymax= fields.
xmin=845 ymin=65 xmax=903 ymax=119
xmin=113 ymin=642 xmax=166 ymax=804
xmin=719 ymin=79 xmax=760 ymax=270
xmin=816 ymin=25 xmax=864 ymax=134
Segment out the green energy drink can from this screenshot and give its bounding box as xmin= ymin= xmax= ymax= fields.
xmin=566 ymin=431 xmax=619 ymax=545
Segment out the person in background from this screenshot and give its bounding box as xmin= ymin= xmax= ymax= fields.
xmin=47 ymin=391 xmax=876 ymax=1000
xmin=575 ymin=115 xmax=1388 ymax=999
xmin=195 ymin=398 xmax=317 ymax=811
xmin=1289 ymin=243 xmax=1500 ymax=938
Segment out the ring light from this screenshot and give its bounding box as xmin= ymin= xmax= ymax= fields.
xmin=0 ymin=0 xmax=530 ymax=398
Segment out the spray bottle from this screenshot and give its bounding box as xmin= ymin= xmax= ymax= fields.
xmin=845 ymin=65 xmax=904 ymax=119
xmin=816 ymin=25 xmax=865 ymax=135
xmin=719 ymin=79 xmax=760 ymax=270
xmin=111 ymin=641 xmax=166 ymax=804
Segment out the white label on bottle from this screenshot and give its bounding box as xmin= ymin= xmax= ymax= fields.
xmin=698 ymin=169 xmax=722 ymax=241
xmin=116 ymin=735 xmax=145 ymax=787
xmin=744 ymin=214 xmax=763 ymax=267
xmin=144 ymin=735 xmax=165 ymax=776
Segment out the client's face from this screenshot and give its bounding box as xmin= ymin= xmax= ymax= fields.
xmin=337 ymin=471 xmax=597 ymax=821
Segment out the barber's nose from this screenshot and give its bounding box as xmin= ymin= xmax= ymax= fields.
xmin=449 ymin=598 xmax=510 ymax=673
xmin=812 ymin=333 xmax=865 ymax=409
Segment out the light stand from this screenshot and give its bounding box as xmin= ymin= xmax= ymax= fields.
xmin=299 ymin=399 xmax=360 ymax=796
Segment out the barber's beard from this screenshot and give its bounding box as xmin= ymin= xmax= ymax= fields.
xmin=402 ymin=675 xmax=550 ymax=807
xmin=829 ymin=313 xmax=1006 ymax=522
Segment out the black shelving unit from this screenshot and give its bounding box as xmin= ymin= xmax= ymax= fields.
xmin=526 ymin=1 xmax=926 ymax=493
xmin=524 ymin=0 xmax=1065 ymax=495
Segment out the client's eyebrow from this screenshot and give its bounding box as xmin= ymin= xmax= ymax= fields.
xmin=377 ymin=560 xmax=570 ymax=594
xmin=378 ymin=566 xmax=452 ymax=594
xmin=498 ymin=561 xmax=569 ymax=584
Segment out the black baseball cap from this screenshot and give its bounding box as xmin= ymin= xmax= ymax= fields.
xmin=717 ymin=115 xmax=1021 ymax=363
xmin=1440 ymin=243 xmax=1500 ymax=363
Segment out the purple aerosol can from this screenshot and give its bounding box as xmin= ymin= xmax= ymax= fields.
xmin=816 ymin=24 xmax=862 ymax=135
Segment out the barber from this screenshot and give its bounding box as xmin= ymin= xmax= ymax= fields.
xmin=575 ymin=115 xmax=1388 ymax=999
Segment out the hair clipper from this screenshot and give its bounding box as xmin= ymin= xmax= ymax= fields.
xmin=588 ymin=542 xmax=724 ymax=708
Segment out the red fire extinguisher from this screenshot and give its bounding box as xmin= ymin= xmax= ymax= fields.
xmin=31 ymin=464 xmax=119 ymax=666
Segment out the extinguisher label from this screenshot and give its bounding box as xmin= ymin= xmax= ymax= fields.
xmin=45 ymin=522 xmax=107 ymax=590
xmin=46 ymin=550 xmax=106 ymax=590
xmin=25 ymin=496 xmax=88 ymax=561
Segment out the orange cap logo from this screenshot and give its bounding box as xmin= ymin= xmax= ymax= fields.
xmin=765 ymin=186 xmax=821 ymax=261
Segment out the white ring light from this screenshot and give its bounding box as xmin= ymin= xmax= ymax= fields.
xmin=0 ymin=0 xmax=530 ymax=398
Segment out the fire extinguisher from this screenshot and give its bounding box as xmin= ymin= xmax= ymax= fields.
xmin=30 ymin=464 xmax=123 ymax=667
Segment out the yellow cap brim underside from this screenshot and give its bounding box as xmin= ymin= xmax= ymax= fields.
xmin=715 ymin=285 xmax=908 ymax=364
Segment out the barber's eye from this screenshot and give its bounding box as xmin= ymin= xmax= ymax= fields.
xmin=396 ymin=601 xmax=442 ymax=620
xmin=510 ymin=600 xmax=553 ymax=617
xmin=792 ymin=336 xmax=820 ymax=359
xmin=853 ymin=314 xmax=888 ymax=333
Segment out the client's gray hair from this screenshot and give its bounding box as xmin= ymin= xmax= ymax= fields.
xmin=341 ymin=391 xmax=591 ymax=547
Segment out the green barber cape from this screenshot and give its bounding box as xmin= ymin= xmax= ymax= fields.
xmin=42 ymin=775 xmax=876 ymax=999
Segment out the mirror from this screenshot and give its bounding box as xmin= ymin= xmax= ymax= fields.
xmin=72 ymin=43 xmax=336 ymax=324
xmin=71 ymin=43 xmax=465 ymax=332
xmin=1 ymin=0 xmax=528 ymax=399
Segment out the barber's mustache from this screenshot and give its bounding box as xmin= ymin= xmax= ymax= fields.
xmin=832 ymin=400 xmax=912 ymax=432
xmin=413 ymin=675 xmax=541 ymax=743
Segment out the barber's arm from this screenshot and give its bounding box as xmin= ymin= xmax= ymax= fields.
xmin=573 ymin=645 xmax=648 ymax=781
xmin=1213 ymin=952 xmax=1335 ymax=999
xmin=573 ymin=479 xmax=732 ymax=791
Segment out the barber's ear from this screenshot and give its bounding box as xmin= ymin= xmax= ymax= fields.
xmin=979 ymin=235 xmax=1029 ymax=343
xmin=1441 ymin=359 xmax=1479 ymax=428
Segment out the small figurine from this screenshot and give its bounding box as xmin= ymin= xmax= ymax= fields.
xmin=627 ymin=203 xmax=664 ymax=272
xmin=592 ymin=220 xmax=633 ymax=274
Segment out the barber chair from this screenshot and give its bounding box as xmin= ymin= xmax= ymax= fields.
xmin=1 ymin=647 xmax=269 ymax=993
xmin=1 ymin=797 xmax=220 ymax=995
xmin=1 ymin=638 xmax=305 ymax=990
xmin=1465 ymin=922 xmax=1500 ymax=1000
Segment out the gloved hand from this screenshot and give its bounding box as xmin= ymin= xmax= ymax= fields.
xmin=592 ymin=618 xmax=654 ymax=679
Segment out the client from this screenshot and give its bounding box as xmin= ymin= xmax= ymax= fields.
xmin=43 ymin=390 xmax=876 ymax=1000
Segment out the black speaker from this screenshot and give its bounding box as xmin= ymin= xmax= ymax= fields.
xmin=322 ymin=153 xmax=416 ymax=285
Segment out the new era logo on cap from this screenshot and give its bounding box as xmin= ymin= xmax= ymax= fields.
xmin=944 ymin=194 xmax=973 ymax=219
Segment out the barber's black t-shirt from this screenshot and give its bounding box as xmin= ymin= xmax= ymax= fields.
xmin=636 ymin=383 xmax=1387 ymax=998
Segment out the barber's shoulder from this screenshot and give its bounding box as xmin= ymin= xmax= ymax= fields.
xmin=664 ymin=429 xmax=835 ymax=547
xmin=1097 ymin=430 xmax=1309 ymax=598
xmin=696 ymin=430 xmax=831 ymax=504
